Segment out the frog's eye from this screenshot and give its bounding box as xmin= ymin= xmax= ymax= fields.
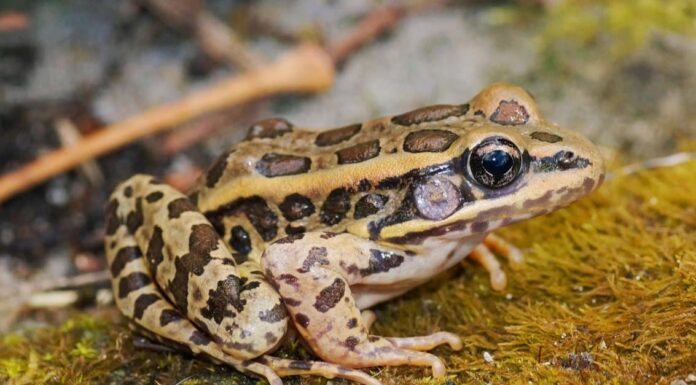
xmin=468 ymin=137 xmax=522 ymax=188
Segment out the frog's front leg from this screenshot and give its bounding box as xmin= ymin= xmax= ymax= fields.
xmin=262 ymin=232 xmax=462 ymax=378
xmin=469 ymin=234 xmax=525 ymax=291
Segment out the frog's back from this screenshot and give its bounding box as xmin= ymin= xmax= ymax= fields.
xmin=192 ymin=83 xmax=592 ymax=264
xmin=195 ymin=105 xmax=473 ymax=208
xmin=192 ymin=104 xmax=480 ymax=259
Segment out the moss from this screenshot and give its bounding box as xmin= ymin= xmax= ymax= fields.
xmin=536 ymin=0 xmax=696 ymax=58
xmin=370 ymin=159 xmax=696 ymax=384
xmin=0 ymin=311 xmax=261 ymax=385
xmin=1 ymin=160 xmax=695 ymax=384
xmin=488 ymin=0 xmax=696 ymax=72
xmin=0 ymin=357 xmax=26 ymax=379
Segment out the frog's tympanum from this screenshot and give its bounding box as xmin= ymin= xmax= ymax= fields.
xmin=105 ymin=84 xmax=605 ymax=385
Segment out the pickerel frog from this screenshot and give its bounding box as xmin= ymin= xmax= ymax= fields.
xmin=105 ymin=84 xmax=604 ymax=385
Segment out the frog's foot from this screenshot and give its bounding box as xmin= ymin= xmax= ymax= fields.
xmin=387 ymin=332 xmax=463 ymax=351
xmin=484 ymin=233 xmax=524 ymax=269
xmin=263 ymin=231 xmax=459 ymax=379
xmin=130 ymin=317 xmax=385 ymax=385
xmin=260 ymin=356 xmax=383 ymax=385
xmin=469 ymin=234 xmax=524 ymax=291
xmin=469 ymin=244 xmax=507 ymax=291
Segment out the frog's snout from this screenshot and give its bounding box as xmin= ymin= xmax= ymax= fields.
xmin=586 ymin=144 xmax=606 ymax=192
xmin=570 ymin=131 xmax=606 ymax=193
xmin=525 ymin=126 xmax=605 ymax=206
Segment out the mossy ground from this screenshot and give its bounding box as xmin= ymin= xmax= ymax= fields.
xmin=2 ymin=161 xmax=695 ymax=385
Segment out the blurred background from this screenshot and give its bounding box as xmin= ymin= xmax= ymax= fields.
xmin=0 ymin=0 xmax=695 ymax=383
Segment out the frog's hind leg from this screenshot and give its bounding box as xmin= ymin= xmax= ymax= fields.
xmin=357 ymin=311 xmax=460 ymax=350
xmin=116 ymin=267 xmax=382 ymax=385
xmin=105 ymin=175 xmax=284 ymax=385
xmin=260 ymin=356 xmax=383 ymax=385
xmin=106 ymin=235 xmax=281 ymax=384
xmin=263 ymin=231 xmax=462 ymax=378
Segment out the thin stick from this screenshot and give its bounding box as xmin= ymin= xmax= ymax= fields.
xmin=0 ymin=11 xmax=29 ymax=32
xmin=34 ymin=269 xmax=111 ymax=292
xmin=325 ymin=1 xmax=450 ymax=65
xmin=160 ymin=106 xmax=255 ymax=156
xmin=158 ymin=4 xmax=422 ymax=158
xmin=0 ymin=2 xmax=420 ymax=204
xmin=0 ymin=44 xmax=334 ymax=204
xmin=144 ymin=0 xmax=263 ymax=70
xmin=326 ymin=5 xmax=406 ymax=65
xmin=55 ymin=118 xmax=104 ymax=186
xmin=195 ymin=10 xmax=265 ymax=70
xmin=606 ymin=151 xmax=696 ymax=181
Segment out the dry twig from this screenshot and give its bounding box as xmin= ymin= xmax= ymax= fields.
xmin=0 ymin=269 xmax=112 ymax=331
xmin=325 ymin=1 xmax=448 ymax=65
xmin=55 ymin=118 xmax=105 ymax=187
xmin=164 ymin=165 xmax=204 ymax=192
xmin=160 ymin=106 xmax=256 ymax=156
xmin=0 ymin=44 xmax=334 ymax=204
xmin=0 ymin=2 xmax=426 ymax=204
xmin=156 ymin=3 xmax=425 ymax=157
xmin=0 ymin=11 xmax=29 ymax=32
xmin=144 ymin=0 xmax=263 ymax=70
xmin=195 ymin=10 xmax=264 ymax=70
xmin=326 ymin=5 xmax=407 ymax=65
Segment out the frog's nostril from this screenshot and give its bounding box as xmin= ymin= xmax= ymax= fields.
xmin=557 ymin=151 xmax=577 ymax=169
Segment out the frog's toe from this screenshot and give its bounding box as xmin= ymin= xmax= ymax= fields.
xmin=242 ymin=362 xmax=282 ymax=385
xmin=469 ymin=243 xmax=507 ymax=291
xmin=260 ymin=356 xmax=383 ymax=385
xmin=387 ymin=331 xmax=463 ymax=351
xmin=490 ymin=270 xmax=508 ymax=292
xmin=484 ymin=233 xmax=525 ymax=270
xmin=430 ymin=357 xmax=447 ymax=378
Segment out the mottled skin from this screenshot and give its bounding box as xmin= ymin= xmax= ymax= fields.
xmin=105 ymin=84 xmax=605 ymax=385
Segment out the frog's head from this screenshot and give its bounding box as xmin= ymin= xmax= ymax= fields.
xmin=379 ymin=83 xmax=605 ymax=244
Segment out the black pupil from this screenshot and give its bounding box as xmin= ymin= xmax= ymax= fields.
xmin=482 ymin=150 xmax=512 ymax=176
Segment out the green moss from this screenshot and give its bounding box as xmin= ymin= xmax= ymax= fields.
xmin=488 ymin=0 xmax=696 ymax=71
xmin=537 ymin=0 xmax=696 ymax=58
xmin=69 ymin=339 xmax=98 ymax=360
xmin=371 ymin=159 xmax=696 ymax=384
xmin=1 ymin=160 xmax=695 ymax=384
xmin=0 ymin=358 xmax=26 ymax=379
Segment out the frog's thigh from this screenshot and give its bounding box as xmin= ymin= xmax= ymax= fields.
xmin=262 ymin=232 xmax=459 ymax=378
xmin=107 ymin=174 xmax=287 ymax=359
xmin=108 ymin=237 xmax=281 ymax=385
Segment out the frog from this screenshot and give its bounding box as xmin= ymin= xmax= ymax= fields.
xmin=104 ymin=83 xmax=605 ymax=385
